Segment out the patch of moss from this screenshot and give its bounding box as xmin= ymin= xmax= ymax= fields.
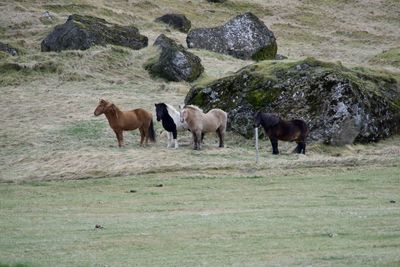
xmin=191 ymin=90 xmax=208 ymax=107
xmin=246 ymin=87 xmax=281 ymax=109
xmin=251 ymin=41 xmax=278 ymax=61
xmin=370 ymin=47 xmax=400 ymax=68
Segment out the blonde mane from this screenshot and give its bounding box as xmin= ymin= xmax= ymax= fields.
xmin=184 ymin=104 xmax=203 ymax=113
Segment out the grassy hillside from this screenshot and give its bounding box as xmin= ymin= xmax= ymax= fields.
xmin=1 ymin=0 xmax=400 ymax=266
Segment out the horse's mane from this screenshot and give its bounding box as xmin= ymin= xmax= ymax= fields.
xmin=165 ymin=103 xmax=179 ymax=115
xmin=184 ymin=104 xmax=203 ymax=113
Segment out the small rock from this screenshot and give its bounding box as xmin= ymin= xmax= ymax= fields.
xmin=129 ymin=190 xmax=137 ymax=193
xmin=155 ymin=184 xmax=163 ymax=187
xmin=389 ymin=200 xmax=396 ymax=203
xmin=40 ymin=11 xmax=54 ymax=23
xmin=328 ymin=233 xmax=337 ymax=238
xmin=155 ymin=13 xmax=191 ymax=33
xmin=95 ymin=224 xmax=104 ymax=229
xmin=0 ymin=42 xmax=18 ymax=56
xmin=275 ymin=54 xmax=288 ymax=60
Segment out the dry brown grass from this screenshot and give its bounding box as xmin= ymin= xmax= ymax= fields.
xmin=0 ymin=0 xmax=399 ymax=184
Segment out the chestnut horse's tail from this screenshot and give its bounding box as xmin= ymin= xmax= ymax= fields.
xmin=148 ymin=119 xmax=156 ymax=142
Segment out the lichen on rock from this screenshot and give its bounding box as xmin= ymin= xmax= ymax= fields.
xmin=186 ymin=12 xmax=277 ymax=61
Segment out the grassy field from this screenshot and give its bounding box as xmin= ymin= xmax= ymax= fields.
xmin=1 ymin=0 xmax=400 ymax=266
xmin=1 ymin=166 xmax=399 ymax=266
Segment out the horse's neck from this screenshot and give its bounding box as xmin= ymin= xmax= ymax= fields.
xmin=165 ymin=105 xmax=180 ymax=124
xmin=104 ymin=106 xmax=122 ymax=124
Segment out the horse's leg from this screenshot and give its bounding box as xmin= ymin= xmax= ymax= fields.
xmin=295 ymin=142 xmax=302 ymax=153
xmin=172 ymin=129 xmax=178 ymax=149
xmin=139 ymin=127 xmax=145 ymax=147
xmin=143 ymin=126 xmax=149 ymax=146
xmin=216 ymin=128 xmax=224 ymax=148
xmin=301 ymin=141 xmax=306 ymax=154
xmin=270 ymin=138 xmax=279 ymax=155
xmin=114 ymin=130 xmax=123 ymax=147
xmin=201 ymin=133 xmax=205 ymax=144
xmin=166 ymin=132 xmax=171 ymax=148
xmin=196 ymin=131 xmax=202 ymax=150
xmin=192 ymin=131 xmax=199 ymax=150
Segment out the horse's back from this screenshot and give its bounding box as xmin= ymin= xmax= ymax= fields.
xmin=203 ymin=109 xmax=227 ymax=131
xmin=124 ymin=108 xmax=152 ymax=128
xmin=291 ymin=119 xmax=309 ymax=137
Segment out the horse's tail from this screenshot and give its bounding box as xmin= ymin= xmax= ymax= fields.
xmin=148 ymin=119 xmax=156 ymax=142
xmin=292 ymin=119 xmax=309 ymax=139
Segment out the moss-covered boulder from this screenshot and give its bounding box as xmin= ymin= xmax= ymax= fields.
xmin=185 ymin=58 xmax=400 ymax=145
xmin=155 ymin=13 xmax=191 ymax=33
xmin=41 ymin=14 xmax=148 ymax=52
xmin=186 ymin=12 xmax=277 ymax=61
xmin=145 ymin=34 xmax=204 ymax=82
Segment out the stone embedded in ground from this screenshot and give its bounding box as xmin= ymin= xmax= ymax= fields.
xmin=41 ymin=14 xmax=148 ymax=52
xmin=185 ymin=57 xmax=400 ymax=145
xmin=0 ymin=42 xmax=18 ymax=56
xmin=155 ymin=13 xmax=191 ymax=33
xmin=145 ymin=34 xmax=204 ymax=82
xmin=186 ymin=12 xmax=277 ymax=60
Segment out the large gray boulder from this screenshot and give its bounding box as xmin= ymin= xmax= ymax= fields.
xmin=186 ymin=12 xmax=277 ymax=61
xmin=145 ymin=34 xmax=204 ymax=82
xmin=155 ymin=13 xmax=191 ymax=33
xmin=41 ymin=14 xmax=148 ymax=52
xmin=185 ymin=58 xmax=400 ymax=145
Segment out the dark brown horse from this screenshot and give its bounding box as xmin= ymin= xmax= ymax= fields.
xmin=94 ymin=99 xmax=156 ymax=147
xmin=254 ymin=112 xmax=309 ymax=155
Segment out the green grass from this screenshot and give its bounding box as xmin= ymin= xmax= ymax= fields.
xmin=1 ymin=167 xmax=399 ymax=266
xmin=370 ymin=47 xmax=400 ymax=68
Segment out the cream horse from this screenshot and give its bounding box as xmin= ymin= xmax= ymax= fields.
xmin=180 ymin=105 xmax=227 ymax=150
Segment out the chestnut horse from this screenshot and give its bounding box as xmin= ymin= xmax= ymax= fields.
xmin=94 ymin=99 xmax=156 ymax=147
xmin=254 ymin=112 xmax=309 ymax=155
xmin=180 ymin=105 xmax=227 ymax=150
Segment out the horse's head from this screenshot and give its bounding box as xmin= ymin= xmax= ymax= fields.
xmin=94 ymin=99 xmax=113 ymax=116
xmin=180 ymin=108 xmax=188 ymax=123
xmin=255 ymin=112 xmax=280 ymax=129
xmin=155 ymin=103 xmax=166 ymax=121
xmin=253 ymin=111 xmax=262 ymax=128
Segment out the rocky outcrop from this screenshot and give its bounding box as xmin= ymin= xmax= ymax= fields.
xmin=0 ymin=42 xmax=18 ymax=56
xmin=155 ymin=13 xmax=191 ymax=33
xmin=41 ymin=14 xmax=148 ymax=52
xmin=186 ymin=12 xmax=277 ymax=61
xmin=185 ymin=58 xmax=400 ymax=145
xmin=145 ymin=34 xmax=204 ymax=82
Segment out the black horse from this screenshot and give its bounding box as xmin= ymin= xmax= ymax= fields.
xmin=254 ymin=112 xmax=309 ymax=155
xmin=155 ymin=103 xmax=188 ymax=148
